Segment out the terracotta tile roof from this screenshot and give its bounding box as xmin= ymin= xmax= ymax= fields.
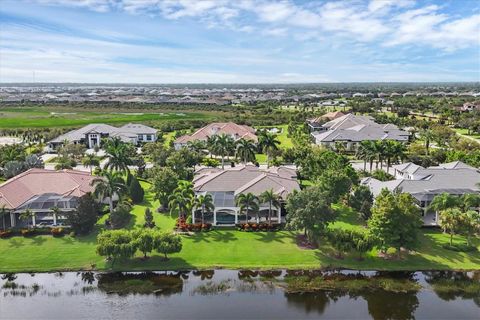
xmin=174 ymin=122 xmax=257 ymax=144
xmin=309 ymin=111 xmax=346 ymax=123
xmin=0 ymin=169 xmax=96 ymax=209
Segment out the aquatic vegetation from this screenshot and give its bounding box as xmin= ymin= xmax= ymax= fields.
xmin=282 ymin=274 xmax=421 ymax=294
xmin=192 ymin=280 xmax=232 ymax=295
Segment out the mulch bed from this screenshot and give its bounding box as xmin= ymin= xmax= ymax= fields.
xmin=296 ymin=234 xmax=317 ymax=250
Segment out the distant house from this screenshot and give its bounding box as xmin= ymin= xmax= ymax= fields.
xmin=361 ymin=161 xmax=480 ymax=226
xmin=307 ymin=111 xmax=346 ymax=131
xmin=174 ymin=122 xmax=257 ymax=150
xmin=47 ymin=123 xmax=157 ymax=151
xmin=192 ymin=165 xmax=300 ymax=226
xmin=0 ymin=169 xmax=97 ymax=228
xmin=311 ymin=114 xmax=409 ymax=151
xmin=460 ymin=101 xmax=480 ymax=112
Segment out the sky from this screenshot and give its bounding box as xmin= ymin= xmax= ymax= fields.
xmin=0 ymin=0 xmax=479 ymax=83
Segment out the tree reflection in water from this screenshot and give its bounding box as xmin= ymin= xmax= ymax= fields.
xmin=192 ymin=270 xmax=215 ymax=280
xmin=424 ymin=270 xmax=480 ymax=306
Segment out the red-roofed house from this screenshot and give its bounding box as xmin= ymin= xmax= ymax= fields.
xmin=174 ymin=122 xmax=257 ymax=150
xmin=0 ymin=169 xmax=96 ymax=228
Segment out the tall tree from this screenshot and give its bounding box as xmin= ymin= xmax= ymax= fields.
xmin=235 ymin=192 xmax=259 ymax=224
xmin=259 ymin=189 xmax=281 ymax=225
xmin=368 ymin=189 xmax=422 ymax=254
xmin=82 ymin=154 xmax=100 ymax=174
xmin=285 ymin=186 xmax=337 ymax=242
xmin=67 ymin=193 xmax=99 ymax=234
xmin=193 ymin=194 xmax=215 ymax=224
xmin=235 ymin=139 xmax=257 ymax=164
xmin=103 ymin=138 xmax=133 ymax=173
xmin=91 ymin=171 xmax=127 ymax=213
xmin=215 ymin=133 xmax=235 ymax=169
xmin=151 ymin=167 xmax=179 ymax=211
xmin=168 ymin=181 xmax=194 ymax=218
xmin=438 ymin=208 xmax=463 ymax=246
xmin=258 ymin=131 xmax=280 ymax=168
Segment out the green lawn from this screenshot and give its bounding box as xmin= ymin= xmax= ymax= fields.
xmin=0 ymin=185 xmax=479 ymax=272
xmin=0 ymin=107 xmax=216 ymax=128
xmin=454 ymin=128 xmax=480 ymax=140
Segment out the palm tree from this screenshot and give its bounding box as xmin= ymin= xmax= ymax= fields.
xmin=438 ymin=208 xmax=462 ymax=246
xmin=50 ymin=206 xmax=62 ymax=226
xmin=374 ymin=141 xmax=385 ymax=169
xmin=206 ymin=135 xmax=219 ymax=159
xmin=91 ymin=171 xmax=127 ymax=213
xmin=258 ymin=131 xmax=280 ymax=168
xmin=259 ymin=189 xmax=281 ymax=225
xmin=54 ymin=156 xmax=73 ymax=170
xmin=20 ymin=208 xmax=35 ymax=227
xmin=168 ymin=181 xmax=194 ymax=219
xmin=235 ymin=192 xmax=259 ymax=224
xmin=104 ymin=138 xmax=132 ymax=173
xmin=358 ymin=141 xmax=377 ymax=172
xmin=382 ymin=140 xmax=405 ymax=173
xmin=193 ymin=194 xmax=215 ymax=224
xmin=429 ymin=193 xmax=460 ymax=212
xmin=0 ymin=205 xmax=8 ymax=231
xmin=461 ymin=193 xmax=480 ymax=211
xmin=215 ymin=134 xmax=235 ymax=169
xmin=187 ymin=140 xmax=207 ymax=154
xmin=235 ymin=139 xmax=256 ymax=164
xmin=355 ymin=141 xmax=369 ymax=171
xmin=82 ymin=154 xmax=100 ymax=174
xmin=420 ymin=129 xmax=433 ymax=155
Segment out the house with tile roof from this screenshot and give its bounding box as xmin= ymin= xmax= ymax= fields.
xmin=361 ymin=161 xmax=480 ymax=226
xmin=307 ymin=111 xmax=346 ymax=131
xmin=174 ymin=122 xmax=257 ymax=150
xmin=311 ymin=114 xmax=409 ymax=152
xmin=192 ymin=165 xmax=300 ymax=226
xmin=47 ymin=123 xmax=157 ymax=151
xmin=0 ymin=169 xmax=97 ymax=228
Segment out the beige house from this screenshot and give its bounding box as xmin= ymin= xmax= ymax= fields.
xmin=0 ymin=169 xmax=96 ymax=227
xmin=192 ymin=165 xmax=300 ymax=226
xmin=174 ymin=122 xmax=257 ymax=150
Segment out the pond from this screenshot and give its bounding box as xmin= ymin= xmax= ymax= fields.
xmin=0 ymin=270 xmax=478 ymax=319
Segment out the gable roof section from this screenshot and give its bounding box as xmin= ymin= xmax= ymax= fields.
xmin=0 ymin=169 xmax=96 ymax=209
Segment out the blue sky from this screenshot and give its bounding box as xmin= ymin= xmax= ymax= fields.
xmin=0 ymin=0 xmax=479 ymax=83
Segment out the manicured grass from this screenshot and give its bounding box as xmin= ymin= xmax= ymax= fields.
xmin=257 ymin=124 xmax=293 ymax=149
xmin=0 ymin=186 xmax=479 ymax=272
xmin=0 ymin=107 xmax=216 ymax=128
xmin=454 ymin=128 xmax=480 ymax=140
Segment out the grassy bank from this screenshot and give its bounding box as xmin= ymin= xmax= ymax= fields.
xmin=0 ymin=186 xmax=479 ymax=273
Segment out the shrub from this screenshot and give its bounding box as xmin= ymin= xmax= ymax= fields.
xmin=0 ymin=230 xmax=12 ymax=238
xmin=110 ymin=203 xmax=132 ymax=229
xmin=21 ymin=229 xmax=35 ymax=237
xmin=67 ymin=193 xmax=100 ymax=235
xmin=128 ymin=176 xmax=144 ymax=204
xmin=143 ymin=208 xmax=155 ymax=228
xmin=51 ymin=227 xmax=64 ymax=237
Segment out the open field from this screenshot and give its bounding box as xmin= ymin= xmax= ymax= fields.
xmin=0 ymin=183 xmax=479 ymax=273
xmin=0 ymin=106 xmax=219 ymax=129
xmin=454 ymin=128 xmax=480 ymax=142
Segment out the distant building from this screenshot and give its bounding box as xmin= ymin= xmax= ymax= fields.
xmin=0 ymin=169 xmax=97 ymax=227
xmin=174 ymin=122 xmax=257 ymax=150
xmin=460 ymin=101 xmax=480 ymax=112
xmin=307 ymin=111 xmax=346 ymax=131
xmin=361 ymin=161 xmax=480 ymax=226
xmin=311 ymin=114 xmax=409 ymax=151
xmin=192 ymin=165 xmax=300 ymax=226
xmin=47 ymin=123 xmax=157 ymax=151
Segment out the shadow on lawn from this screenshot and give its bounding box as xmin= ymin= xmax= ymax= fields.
xmin=191 ymin=230 xmax=238 ymax=243
xmin=8 ymin=238 xmax=25 ymax=248
xmin=252 ymin=231 xmax=288 ymax=244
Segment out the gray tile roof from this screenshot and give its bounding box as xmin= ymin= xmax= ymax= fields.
xmin=312 ymin=114 xmax=409 ymax=143
xmin=193 ymin=165 xmax=299 ymax=200
xmin=362 ymin=161 xmax=480 ymax=200
xmin=49 ymin=123 xmax=156 ymax=143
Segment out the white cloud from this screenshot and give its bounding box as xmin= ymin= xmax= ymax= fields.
xmin=262 ymin=27 xmax=287 ymax=37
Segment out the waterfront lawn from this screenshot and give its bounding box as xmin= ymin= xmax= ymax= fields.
xmin=0 ymin=190 xmax=480 ymax=272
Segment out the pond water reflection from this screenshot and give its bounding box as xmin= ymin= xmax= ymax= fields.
xmin=0 ymin=270 xmax=478 ymax=319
